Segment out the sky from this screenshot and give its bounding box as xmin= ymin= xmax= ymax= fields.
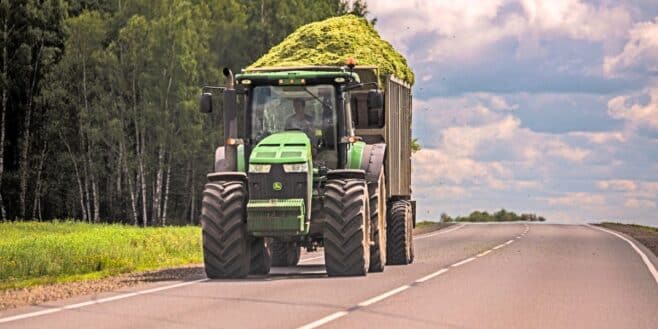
xmin=366 ymin=0 xmax=658 ymax=225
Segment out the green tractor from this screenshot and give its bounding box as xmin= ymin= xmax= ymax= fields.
xmin=199 ymin=63 xmax=415 ymax=278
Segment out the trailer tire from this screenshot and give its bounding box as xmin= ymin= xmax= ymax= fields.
xmin=386 ymin=200 xmax=413 ymax=265
xmin=368 ymin=169 xmax=386 ymax=272
xmin=323 ymin=179 xmax=370 ymax=277
xmin=201 ymin=181 xmax=250 ymax=279
xmin=249 ymin=237 xmax=272 ymax=275
xmin=271 ymin=239 xmax=301 ymax=267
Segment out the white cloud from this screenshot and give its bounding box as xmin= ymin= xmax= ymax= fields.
xmin=608 ymin=88 xmax=658 ymax=130
xmin=546 ymin=192 xmax=606 ymax=207
xmin=604 ymin=17 xmax=658 ymax=76
xmin=624 ymin=198 xmax=656 ymax=209
xmin=568 ymin=131 xmax=627 ymax=144
xmin=369 ymin=0 xmax=632 ymax=63
xmin=597 ymin=179 xmax=637 ymax=192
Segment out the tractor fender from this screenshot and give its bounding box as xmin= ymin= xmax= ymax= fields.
xmin=360 ymin=143 xmax=386 ymax=185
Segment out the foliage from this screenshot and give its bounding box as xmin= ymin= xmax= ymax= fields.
xmin=0 ymin=0 xmax=361 ymax=224
xmin=440 ymin=209 xmax=546 ymax=222
xmin=0 ymin=221 xmax=201 ymax=289
xmin=250 ymin=15 xmax=414 ymax=85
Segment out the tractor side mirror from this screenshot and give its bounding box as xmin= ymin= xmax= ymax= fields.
xmin=200 ymin=93 xmax=213 ymax=113
xmin=367 ymin=89 xmax=383 ymax=109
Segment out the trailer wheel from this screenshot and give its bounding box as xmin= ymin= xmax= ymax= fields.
xmin=201 ymin=181 xmax=250 ymax=279
xmin=271 ymin=239 xmax=301 ymax=267
xmin=323 ymin=179 xmax=370 ymax=277
xmin=368 ymin=169 xmax=387 ymax=272
xmin=249 ymin=237 xmax=272 ymax=275
xmin=386 ymin=200 xmax=413 ymax=265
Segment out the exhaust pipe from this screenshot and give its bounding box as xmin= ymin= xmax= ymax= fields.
xmin=222 ymin=68 xmax=238 ymax=171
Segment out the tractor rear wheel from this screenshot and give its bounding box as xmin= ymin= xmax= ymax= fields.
xmin=386 ymin=200 xmax=413 ymax=265
xmin=271 ymin=239 xmax=301 ymax=267
xmin=249 ymin=237 xmax=272 ymax=275
xmin=368 ymin=169 xmax=387 ymax=272
xmin=200 ymin=181 xmax=250 ymax=279
xmin=323 ymin=179 xmax=370 ymax=277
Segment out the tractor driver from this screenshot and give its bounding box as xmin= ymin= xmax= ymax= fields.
xmin=285 ymin=99 xmax=313 ymax=134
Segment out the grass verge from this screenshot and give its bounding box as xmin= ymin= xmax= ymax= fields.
xmin=596 ymin=222 xmax=658 ymax=257
xmin=0 ymin=221 xmax=201 ymax=290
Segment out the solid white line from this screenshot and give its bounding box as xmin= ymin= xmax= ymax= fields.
xmin=0 ymin=279 xmax=208 ymax=324
xmin=492 ymin=243 xmax=506 ymax=250
xmin=587 ymin=225 xmax=658 ymax=286
xmin=505 ymin=239 xmax=514 ymax=245
xmin=477 ymin=250 xmax=493 ymax=257
xmin=357 ymin=285 xmax=410 ymax=307
xmin=451 ymin=257 xmax=476 ymax=267
xmin=296 ymin=311 xmax=349 ymax=329
xmin=415 ymin=268 xmax=449 ymax=283
xmin=415 ymin=224 xmax=465 ymax=240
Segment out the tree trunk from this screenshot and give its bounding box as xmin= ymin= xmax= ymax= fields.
xmin=0 ymin=9 xmax=8 ymax=220
xmin=60 ymin=130 xmax=87 ymax=221
xmin=152 ymin=145 xmax=164 ymax=225
xmin=161 ymin=157 xmax=171 ymax=226
xmin=19 ymin=40 xmax=44 ymax=219
xmin=31 ymin=141 xmax=47 ymax=220
xmin=189 ymin=165 xmax=196 ymax=225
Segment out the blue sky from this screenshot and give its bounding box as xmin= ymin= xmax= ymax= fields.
xmin=367 ymin=0 xmax=658 ymax=225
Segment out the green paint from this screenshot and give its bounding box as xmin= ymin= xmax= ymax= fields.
xmin=248 ymin=15 xmax=414 ymax=85
xmin=273 ymin=182 xmax=283 ymax=191
xmin=247 ymin=198 xmax=307 ymax=236
xmin=347 ymin=141 xmax=366 ymax=169
xmin=250 ymin=131 xmax=311 ymax=164
xmin=237 ymin=144 xmax=245 ymax=172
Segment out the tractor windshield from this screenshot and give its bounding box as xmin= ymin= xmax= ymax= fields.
xmin=251 ymin=84 xmax=338 ymax=168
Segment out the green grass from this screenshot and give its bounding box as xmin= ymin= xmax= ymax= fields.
xmin=600 ymin=222 xmax=658 ymax=233
xmin=0 ymin=221 xmax=201 ymax=290
xmin=415 ymin=221 xmax=438 ymax=228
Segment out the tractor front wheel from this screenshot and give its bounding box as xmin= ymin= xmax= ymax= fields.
xmin=323 ymin=179 xmax=370 ymax=277
xmin=200 ymin=181 xmax=250 ymax=279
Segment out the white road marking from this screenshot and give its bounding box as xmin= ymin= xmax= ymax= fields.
xmin=587 ymin=225 xmax=658 ymax=286
xmin=505 ymin=239 xmax=515 ymax=245
xmin=415 ymin=224 xmax=465 ymax=240
xmin=0 ymin=278 xmax=208 ymax=324
xmin=492 ymin=243 xmax=506 ymax=250
xmin=357 ymin=285 xmax=411 ymax=307
xmin=477 ymin=250 xmax=493 ymax=257
xmin=415 ymin=268 xmax=449 ymax=283
xmin=451 ymin=257 xmax=476 ymax=267
xmin=297 ymin=311 xmax=349 ymax=329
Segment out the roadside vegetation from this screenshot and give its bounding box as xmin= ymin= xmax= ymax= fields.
xmin=0 ymin=221 xmax=201 ymax=289
xmin=440 ymin=209 xmax=546 ymax=222
xmin=597 ymin=222 xmax=658 ymax=256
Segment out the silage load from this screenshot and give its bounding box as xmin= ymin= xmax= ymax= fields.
xmin=249 ymin=15 xmax=414 ymax=86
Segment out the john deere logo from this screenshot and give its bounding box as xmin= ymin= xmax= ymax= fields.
xmin=273 ymin=182 xmax=283 ymax=191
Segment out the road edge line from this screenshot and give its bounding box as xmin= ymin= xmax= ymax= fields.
xmin=586 ymin=224 xmax=658 ymax=286
xmin=0 ymin=278 xmax=208 ymax=324
xmin=415 ymin=223 xmax=465 ymax=240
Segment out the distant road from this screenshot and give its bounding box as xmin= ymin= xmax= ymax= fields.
xmin=2 ymin=224 xmax=657 ymax=329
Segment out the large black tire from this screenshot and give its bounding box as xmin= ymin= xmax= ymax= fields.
xmin=368 ymin=169 xmax=386 ymax=272
xmin=270 ymin=239 xmax=301 ymax=267
xmin=323 ymin=179 xmax=370 ymax=277
xmin=386 ymin=200 xmax=413 ymax=265
xmin=200 ymin=181 xmax=250 ymax=279
xmin=249 ymin=237 xmax=272 ymax=275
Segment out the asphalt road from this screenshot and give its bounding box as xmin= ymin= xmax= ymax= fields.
xmin=2 ymin=223 xmax=657 ymax=329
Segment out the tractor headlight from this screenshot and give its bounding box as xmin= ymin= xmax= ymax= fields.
xmin=283 ymin=163 xmax=308 ymax=173
xmin=249 ymin=164 xmax=271 ymax=173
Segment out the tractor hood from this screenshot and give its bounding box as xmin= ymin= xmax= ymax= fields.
xmin=250 ymin=131 xmax=311 ymax=164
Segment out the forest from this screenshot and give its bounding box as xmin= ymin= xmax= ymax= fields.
xmin=0 ymin=0 xmax=370 ymax=225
